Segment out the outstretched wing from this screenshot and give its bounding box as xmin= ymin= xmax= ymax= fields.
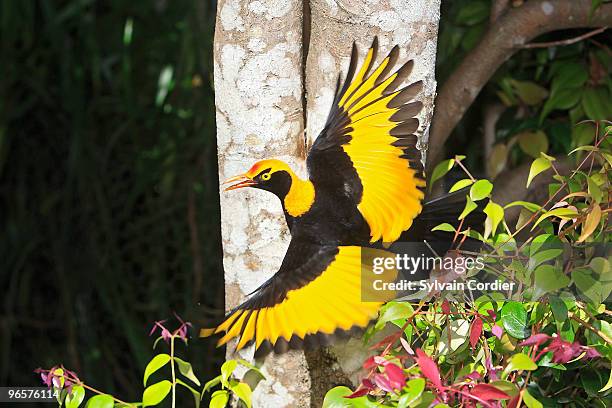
xmin=200 ymin=239 xmax=397 ymax=355
xmin=307 ymin=37 xmax=426 ymax=243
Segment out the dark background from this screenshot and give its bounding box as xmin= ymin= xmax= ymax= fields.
xmin=1 ymin=0 xmax=609 ymax=405
xmin=1 ymin=0 xmax=223 ymax=403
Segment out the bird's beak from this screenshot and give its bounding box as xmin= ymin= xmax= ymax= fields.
xmin=222 ymin=173 xmax=256 ymax=191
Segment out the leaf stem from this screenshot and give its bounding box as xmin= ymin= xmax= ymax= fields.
xmin=170 ymin=335 xmax=177 ymax=408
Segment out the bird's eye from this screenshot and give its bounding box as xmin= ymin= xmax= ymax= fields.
xmin=261 ymin=173 xmax=271 ymax=181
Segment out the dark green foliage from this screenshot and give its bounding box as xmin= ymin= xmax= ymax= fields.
xmin=0 ymin=0 xmax=221 ymax=402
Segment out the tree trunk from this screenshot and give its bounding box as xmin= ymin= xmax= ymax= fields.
xmin=214 ymin=1 xmax=311 ymax=406
xmin=214 ymin=0 xmax=441 ymax=406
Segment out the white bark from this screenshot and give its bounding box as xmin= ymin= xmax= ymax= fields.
xmin=214 ymin=1 xmax=310 ymax=406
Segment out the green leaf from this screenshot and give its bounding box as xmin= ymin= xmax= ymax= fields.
xmin=459 ymin=195 xmax=477 ymax=220
xmin=504 ymin=201 xmax=541 ymax=212
xmin=503 ymin=354 xmax=537 ymax=378
xmin=509 ymin=79 xmax=548 ymax=105
xmin=518 ymin=131 xmax=548 ymax=158
xmin=470 ymin=179 xmax=493 ymax=201
xmin=174 ymin=357 xmax=201 ymax=386
xmin=587 ymin=176 xmax=603 ymax=204
xmin=600 ymin=366 xmax=612 ymax=392
xmin=429 ymin=159 xmax=455 ymax=190
xmin=220 ymin=360 xmax=237 ymax=388
xmin=432 ymin=223 xmax=456 ymax=233
xmin=210 ymin=390 xmax=230 ymax=408
xmin=143 ymin=381 xmax=172 ymax=407
xmin=526 ymin=158 xmax=551 ymax=188
xmin=541 ymin=88 xmax=582 ymax=122
xmin=590 ymin=257 xmax=610 ymax=276
xmin=176 ymin=379 xmax=201 ymax=408
xmin=549 ymin=296 xmax=568 ymax=322
xmin=85 ymin=395 xmax=114 ymax=408
xmin=527 ymin=248 xmax=563 ymax=271
xmin=66 ymin=386 xmax=85 ymax=408
xmin=449 ymin=178 xmax=474 ymax=193
xmin=583 ymin=87 xmax=612 ymax=121
xmin=322 ymin=386 xmax=352 ymax=408
xmin=522 ymin=389 xmax=543 ymax=408
xmin=483 ymin=200 xmax=504 ymax=238
xmin=143 ymin=354 xmax=171 ymax=386
xmin=533 ymin=265 xmax=570 ymax=299
xmin=230 ymin=382 xmax=252 ymax=408
xmin=532 ymin=208 xmax=578 ymax=230
xmin=376 ymin=301 xmax=414 ymax=330
xmin=202 ymin=376 xmax=221 ymax=394
xmin=501 ymin=302 xmax=528 ymax=339
xmin=398 ymin=378 xmax=426 ymax=408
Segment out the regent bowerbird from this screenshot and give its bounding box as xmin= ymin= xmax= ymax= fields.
xmin=202 ymin=37 xmax=482 ymax=356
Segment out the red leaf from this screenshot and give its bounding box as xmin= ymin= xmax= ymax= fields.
xmin=374 ymin=374 xmax=393 ymax=392
xmin=363 ymin=356 xmax=376 ymax=369
xmin=507 ymin=392 xmax=521 ymax=408
xmin=385 ymin=364 xmax=406 ymax=389
xmin=441 ymin=299 xmax=451 ymax=314
xmin=470 ymin=317 xmax=483 ymax=349
xmin=518 ymin=333 xmax=550 ymax=347
xmin=470 ymin=384 xmax=510 ymax=401
xmin=346 ymin=388 xmax=369 ymax=398
xmin=415 ymin=348 xmax=442 ymax=388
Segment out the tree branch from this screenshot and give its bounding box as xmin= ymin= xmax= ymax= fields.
xmin=427 ymin=0 xmax=612 ymax=172
xmin=490 ymin=0 xmax=510 ymax=23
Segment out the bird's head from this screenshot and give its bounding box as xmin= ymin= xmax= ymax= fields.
xmin=223 ymin=159 xmax=295 ymax=199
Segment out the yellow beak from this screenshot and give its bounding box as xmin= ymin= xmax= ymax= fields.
xmin=222 ymin=174 xmax=256 ymax=191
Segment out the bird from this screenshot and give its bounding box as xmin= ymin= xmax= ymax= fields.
xmin=201 ymin=37 xmax=482 ymax=356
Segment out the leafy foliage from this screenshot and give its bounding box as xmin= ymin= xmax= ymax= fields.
xmin=321 ymin=123 xmax=610 ymax=407
xmin=37 ymin=316 xmax=258 ymax=408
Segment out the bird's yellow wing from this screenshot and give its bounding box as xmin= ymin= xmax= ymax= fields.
xmin=307 ymin=37 xmax=426 ymax=243
xmin=200 ymin=241 xmax=397 ymax=355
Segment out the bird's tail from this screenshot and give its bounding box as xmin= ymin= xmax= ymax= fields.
xmin=400 ymin=187 xmax=486 ymax=244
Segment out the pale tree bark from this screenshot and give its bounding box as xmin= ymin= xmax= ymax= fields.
xmin=214 ymin=1 xmax=311 ymax=406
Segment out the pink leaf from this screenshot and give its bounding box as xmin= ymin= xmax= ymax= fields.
xmin=470 ymin=317 xmax=483 ymax=349
xmin=400 ymin=337 xmax=414 ymax=355
xmin=361 ymin=378 xmax=375 ymax=390
xmin=583 ymin=346 xmax=602 ymax=359
xmin=363 ymin=356 xmax=376 ymax=369
xmin=518 ymin=333 xmax=550 ymax=347
xmin=491 ymin=324 xmax=503 ymax=339
xmin=470 ymin=383 xmax=510 ymax=401
xmin=374 ymin=374 xmax=393 ymax=392
xmin=385 ymin=364 xmax=406 ymax=389
xmin=374 ymin=356 xmax=389 ymax=366
xmin=415 ymin=348 xmax=442 ymax=388
xmin=441 ymin=299 xmax=451 ymax=314
xmin=346 ymin=388 xmax=369 ymax=398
